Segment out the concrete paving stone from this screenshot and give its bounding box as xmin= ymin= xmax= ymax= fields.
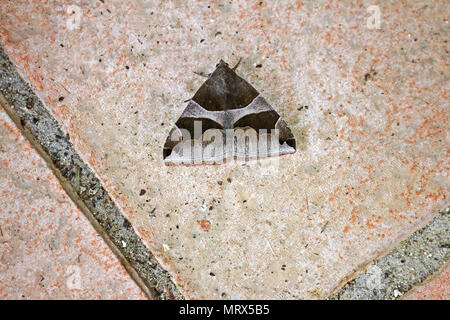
xmin=404 ymin=264 xmax=449 ymax=300
xmin=0 ymin=0 xmax=448 ymax=299
xmin=0 ymin=106 xmax=145 ymax=299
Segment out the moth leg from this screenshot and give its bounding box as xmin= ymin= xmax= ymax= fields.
xmin=193 ymin=71 xmax=209 ymax=78
xmin=185 ymin=70 xmax=210 ymax=101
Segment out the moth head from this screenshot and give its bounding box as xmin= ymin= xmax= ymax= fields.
xmin=216 ymin=59 xmax=229 ymax=68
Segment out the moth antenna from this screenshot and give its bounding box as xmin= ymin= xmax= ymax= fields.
xmin=232 ymin=58 xmax=242 ymax=71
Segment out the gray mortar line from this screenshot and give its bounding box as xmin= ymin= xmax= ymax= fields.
xmin=328 ymin=207 xmax=449 ymax=300
xmin=0 ymin=46 xmax=183 ymax=300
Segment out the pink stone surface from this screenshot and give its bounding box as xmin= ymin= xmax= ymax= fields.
xmin=0 ymin=107 xmax=145 ymax=299
xmin=405 ymin=265 xmax=450 ymax=300
xmin=0 ymin=1 xmax=448 ymax=299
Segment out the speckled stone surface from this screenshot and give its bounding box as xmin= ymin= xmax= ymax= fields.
xmin=0 ymin=106 xmax=145 ymax=299
xmin=404 ymin=264 xmax=449 ymax=300
xmin=0 ymin=0 xmax=448 ymax=299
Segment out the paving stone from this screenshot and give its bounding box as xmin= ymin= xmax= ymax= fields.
xmin=0 ymin=107 xmax=145 ymax=299
xmin=0 ymin=1 xmax=448 ymax=298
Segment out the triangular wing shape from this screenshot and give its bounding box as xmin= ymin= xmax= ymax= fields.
xmin=163 ymin=60 xmax=296 ymax=165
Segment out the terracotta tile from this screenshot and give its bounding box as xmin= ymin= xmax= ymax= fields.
xmin=404 ymin=265 xmax=449 ymax=300
xmin=0 ymin=107 xmax=145 ymax=299
xmin=0 ymin=1 xmax=447 ymax=298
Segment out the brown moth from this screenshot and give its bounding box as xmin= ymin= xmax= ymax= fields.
xmin=163 ymin=60 xmax=296 ymax=165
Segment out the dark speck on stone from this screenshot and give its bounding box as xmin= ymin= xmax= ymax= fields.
xmin=255 ymin=64 xmax=262 ymax=68
xmin=139 ymin=189 xmax=146 ymax=196
xmin=26 ymin=98 xmax=33 ymax=109
xmin=58 ymin=96 xmax=64 ymax=101
xmin=209 ymin=272 xmax=215 ymax=276
xmin=123 ymin=219 xmax=131 ymax=228
xmin=125 ymin=65 xmax=129 ymax=69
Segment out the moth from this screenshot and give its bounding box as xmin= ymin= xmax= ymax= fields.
xmin=163 ymin=60 xmax=296 ymax=165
